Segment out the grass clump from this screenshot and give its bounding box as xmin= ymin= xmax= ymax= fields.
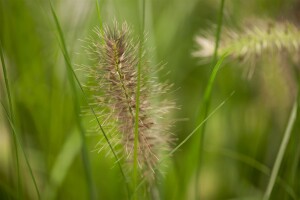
xmin=1 ymin=0 xmax=300 ymax=199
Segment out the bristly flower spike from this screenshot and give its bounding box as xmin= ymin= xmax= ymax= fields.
xmin=193 ymin=19 xmax=300 ymax=77
xmin=85 ymin=21 xmax=175 ymax=182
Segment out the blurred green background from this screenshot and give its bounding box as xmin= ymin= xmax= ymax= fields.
xmin=0 ymin=0 xmax=300 ymax=199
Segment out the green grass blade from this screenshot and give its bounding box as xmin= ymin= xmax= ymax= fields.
xmin=212 ymin=0 xmax=225 ymax=65
xmin=194 ymin=52 xmax=227 ymax=133
xmin=263 ymin=101 xmax=298 ymax=200
xmin=96 ymin=0 xmax=102 ymax=29
xmin=173 ymin=90 xmax=233 ymax=157
xmin=0 ymin=41 xmax=21 ymax=199
xmin=194 ymin=0 xmax=225 ymax=198
xmin=285 ymin=64 xmax=300 ymax=199
xmin=49 ymin=2 xmax=96 ymax=199
xmin=49 ymin=1 xmax=130 ymax=198
xmin=0 ymin=40 xmax=13 ymax=117
xmin=44 ymin=132 xmax=82 ymax=200
xmin=0 ymin=101 xmax=41 ymax=200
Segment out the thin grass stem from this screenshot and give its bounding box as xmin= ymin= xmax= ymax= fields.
xmin=263 ymin=101 xmax=298 ymax=200
xmin=49 ymin=2 xmax=97 ymax=199
xmin=96 ymin=0 xmax=103 ymax=32
xmin=45 ymin=132 xmax=82 ymax=200
xmin=0 ymin=41 xmax=13 ymax=117
xmin=0 ymin=41 xmax=21 ymax=199
xmin=49 ymin=1 xmax=130 ymax=199
xmin=263 ymin=62 xmax=300 ymax=200
xmin=0 ymin=101 xmax=40 ymax=200
xmin=194 ymin=1 xmax=225 ymax=199
xmin=283 ymin=62 xmax=300 ymax=200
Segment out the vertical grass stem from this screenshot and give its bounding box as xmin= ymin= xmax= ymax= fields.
xmin=194 ymin=0 xmax=225 ymax=199
xmin=0 ymin=41 xmax=22 ymax=199
xmin=263 ymin=101 xmax=298 ymax=200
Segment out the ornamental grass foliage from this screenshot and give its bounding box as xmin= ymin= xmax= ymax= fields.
xmin=1 ymin=1 xmax=300 ymax=200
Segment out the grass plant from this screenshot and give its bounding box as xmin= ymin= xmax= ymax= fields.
xmin=1 ymin=0 xmax=300 ymax=199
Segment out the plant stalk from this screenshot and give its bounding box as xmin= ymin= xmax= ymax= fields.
xmin=194 ymin=0 xmax=225 ymax=199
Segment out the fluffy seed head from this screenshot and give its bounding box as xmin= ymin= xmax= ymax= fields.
xmin=85 ymin=22 xmax=175 ymax=181
xmin=194 ymin=19 xmax=300 ymax=63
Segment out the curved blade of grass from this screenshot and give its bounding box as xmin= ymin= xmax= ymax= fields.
xmin=194 ymin=1 xmax=225 ymax=198
xmin=285 ymin=64 xmax=300 ymax=199
xmin=194 ymin=51 xmax=227 ymax=150
xmin=0 ymin=101 xmax=40 ymax=200
xmin=131 ymin=92 xmax=234 ymax=199
xmin=0 ymin=39 xmax=13 ymax=117
xmin=133 ymin=0 xmax=145 ymax=199
xmin=209 ymin=148 xmax=297 ymax=199
xmin=0 ymin=41 xmax=21 ymax=199
xmin=96 ymin=0 xmax=103 ymax=30
xmin=49 ymin=2 xmax=97 ymax=199
xmin=44 ymin=131 xmax=81 ymax=200
xmin=263 ymin=101 xmax=298 ymax=200
xmin=170 ymin=91 xmax=233 ymax=157
xmin=211 ymin=0 xmax=225 ymax=65
xmin=49 ymin=1 xmax=130 ymax=198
